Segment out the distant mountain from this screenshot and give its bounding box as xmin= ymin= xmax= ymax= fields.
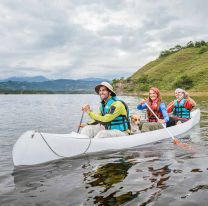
xmin=0 ymin=75 xmax=49 ymax=82
xmin=80 ymin=77 xmax=109 ymax=82
xmin=0 ymin=78 xmax=111 ymax=94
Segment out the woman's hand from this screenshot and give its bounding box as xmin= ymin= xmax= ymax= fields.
xmin=140 ymin=98 xmax=147 ymax=104
xmin=158 ymin=119 xmax=165 ymax=124
xmin=185 ymin=92 xmax=190 ymax=99
xmin=185 ymin=92 xmax=197 ymax=107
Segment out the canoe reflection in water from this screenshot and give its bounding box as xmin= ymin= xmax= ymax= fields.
xmin=8 ymin=139 xmax=206 ymax=206
xmin=82 ymin=148 xmax=172 ymax=206
xmin=11 ymin=149 xmax=167 ymax=205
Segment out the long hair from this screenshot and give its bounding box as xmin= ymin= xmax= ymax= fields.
xmin=147 ymin=87 xmax=162 ymax=116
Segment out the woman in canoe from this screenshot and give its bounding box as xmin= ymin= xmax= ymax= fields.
xmin=137 ymin=87 xmax=169 ymax=132
xmin=166 ymin=88 xmax=196 ymax=126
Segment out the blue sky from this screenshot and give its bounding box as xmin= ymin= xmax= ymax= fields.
xmin=0 ymin=0 xmax=208 ymax=79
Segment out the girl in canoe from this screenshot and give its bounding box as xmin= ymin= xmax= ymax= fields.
xmin=166 ymin=88 xmax=196 ymax=126
xmin=137 ymin=87 xmax=169 ymax=132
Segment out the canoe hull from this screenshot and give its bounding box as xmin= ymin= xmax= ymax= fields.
xmin=13 ymin=109 xmax=200 ymax=166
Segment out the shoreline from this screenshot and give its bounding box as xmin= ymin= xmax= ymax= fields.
xmin=117 ymin=91 xmax=208 ymax=97
xmin=0 ymin=91 xmax=208 ymax=97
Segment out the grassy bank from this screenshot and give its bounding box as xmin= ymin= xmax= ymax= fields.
xmin=118 ymin=91 xmax=208 ymax=97
xmin=113 ymin=41 xmax=208 ymax=93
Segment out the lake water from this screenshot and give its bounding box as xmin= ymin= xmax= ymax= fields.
xmin=0 ymin=94 xmax=208 ymax=206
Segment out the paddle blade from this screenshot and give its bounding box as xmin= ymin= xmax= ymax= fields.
xmin=172 ymin=137 xmax=196 ymax=153
xmin=173 ymin=138 xmax=181 ymax=145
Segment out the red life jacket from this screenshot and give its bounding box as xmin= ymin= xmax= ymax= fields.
xmin=147 ymin=103 xmax=163 ymax=122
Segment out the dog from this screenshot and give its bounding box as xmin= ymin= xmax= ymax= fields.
xmin=130 ymin=114 xmax=141 ymax=134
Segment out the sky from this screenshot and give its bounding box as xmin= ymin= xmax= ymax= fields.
xmin=0 ymin=0 xmax=208 ymax=80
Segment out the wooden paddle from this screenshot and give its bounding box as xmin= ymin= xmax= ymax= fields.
xmin=145 ymin=103 xmax=194 ymax=151
xmin=77 ymin=111 xmax=85 ymax=133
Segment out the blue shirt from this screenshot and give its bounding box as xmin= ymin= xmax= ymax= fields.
xmin=137 ymin=102 xmax=169 ymax=123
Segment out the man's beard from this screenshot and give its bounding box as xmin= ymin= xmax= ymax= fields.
xmin=100 ymin=94 xmax=110 ymax=101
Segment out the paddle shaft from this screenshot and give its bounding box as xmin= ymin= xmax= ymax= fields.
xmin=145 ymin=103 xmax=175 ymax=140
xmin=77 ymin=111 xmax=84 ymax=133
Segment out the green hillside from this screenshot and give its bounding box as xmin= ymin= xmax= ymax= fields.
xmin=113 ymin=41 xmax=208 ymax=93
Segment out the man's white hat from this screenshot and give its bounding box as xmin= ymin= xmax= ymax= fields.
xmin=95 ymin=82 xmax=116 ymax=96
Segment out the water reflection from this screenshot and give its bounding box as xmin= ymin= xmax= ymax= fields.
xmin=84 ymin=160 xmax=135 ymax=191
xmin=2 ymin=141 xmax=208 ymax=206
xmin=81 ymin=146 xmax=175 ymax=206
xmin=189 ymin=184 xmax=208 ymax=192
xmin=12 ymin=158 xmax=86 ymax=188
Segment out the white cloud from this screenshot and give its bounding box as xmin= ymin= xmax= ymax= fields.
xmin=0 ymin=0 xmax=207 ymax=79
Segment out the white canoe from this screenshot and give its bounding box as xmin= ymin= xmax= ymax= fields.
xmin=13 ymin=109 xmax=200 ymax=166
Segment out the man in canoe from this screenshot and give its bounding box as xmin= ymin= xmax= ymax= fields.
xmin=137 ymin=87 xmax=169 ymax=132
xmin=167 ymin=88 xmax=196 ymax=126
xmin=80 ymin=82 xmax=130 ymax=138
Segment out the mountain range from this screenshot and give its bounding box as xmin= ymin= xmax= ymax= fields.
xmin=0 ymin=76 xmax=109 ymax=94
xmin=0 ymin=75 xmax=49 ymax=83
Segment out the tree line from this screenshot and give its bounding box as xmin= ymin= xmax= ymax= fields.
xmin=159 ymin=40 xmax=208 ymax=57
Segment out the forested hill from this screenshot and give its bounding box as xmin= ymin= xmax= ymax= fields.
xmin=113 ymin=41 xmax=208 ymax=93
xmin=0 ymin=78 xmax=108 ymax=94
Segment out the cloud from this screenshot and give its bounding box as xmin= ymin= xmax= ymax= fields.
xmin=0 ymin=0 xmax=207 ymax=79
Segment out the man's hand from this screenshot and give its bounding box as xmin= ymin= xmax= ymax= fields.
xmin=82 ymin=104 xmax=91 ymax=113
xmin=79 ymin=123 xmax=87 ymax=128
